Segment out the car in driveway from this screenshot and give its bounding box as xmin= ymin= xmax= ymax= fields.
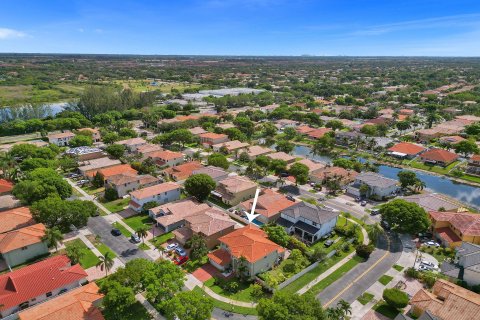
xmin=425 ymin=241 xmax=440 ymax=247
xmin=175 ymin=247 xmax=187 ymax=257
xmin=174 ymin=255 xmax=189 ymax=265
xmin=420 ymin=260 xmax=437 ymax=269
xmin=165 ymin=243 xmax=178 ymax=252
xmin=370 ymin=208 xmax=380 ymax=216
xmin=111 ymin=228 xmax=122 ymax=236
xmin=131 ymin=234 xmax=141 ymax=243
xmin=360 ymin=200 xmax=367 ymax=206
xmin=324 ymin=239 xmax=334 ymax=247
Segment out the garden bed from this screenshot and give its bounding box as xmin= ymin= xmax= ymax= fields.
xmin=204 ymin=277 xmax=269 ymax=303
xmin=357 ymin=292 xmax=374 ymax=305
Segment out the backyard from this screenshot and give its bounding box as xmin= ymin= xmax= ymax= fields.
xmin=204 ymin=277 xmax=269 ymax=303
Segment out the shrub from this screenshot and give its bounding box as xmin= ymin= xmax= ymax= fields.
xmin=404 ymin=267 xmax=419 ymax=278
xmin=382 ymin=288 xmax=409 ymax=309
xmin=356 ymin=244 xmax=374 ymax=259
xmin=104 ymin=187 xmax=119 ymax=202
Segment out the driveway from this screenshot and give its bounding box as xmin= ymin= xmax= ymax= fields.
xmin=87 ymin=216 xmax=150 ymax=263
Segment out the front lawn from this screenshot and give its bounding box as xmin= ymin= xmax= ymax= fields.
xmin=357 ymin=292 xmax=374 ymax=305
xmin=103 ymin=197 xmax=131 ymax=213
xmin=65 ymin=239 xmax=99 ymax=269
xmin=149 ymin=232 xmax=174 ymax=249
xmin=378 ymin=275 xmax=394 ymax=286
xmin=372 ymin=300 xmax=400 ymax=319
xmin=123 ymin=214 xmax=153 ymax=231
xmin=81 ymin=185 xmax=105 ymax=195
xmin=112 ymin=222 xmax=132 ymax=238
xmin=192 ymin=286 xmax=258 ymax=316
xmin=138 ymin=243 xmax=150 ymax=250
xmin=86 ymin=235 xmax=117 ymax=259
xmin=204 ymin=277 xmax=269 ymax=303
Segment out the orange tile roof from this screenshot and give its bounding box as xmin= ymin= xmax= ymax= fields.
xmin=267 ymin=151 xmax=296 ymax=162
xmin=310 ymin=166 xmax=358 ymax=184
xmin=218 ymin=224 xmax=284 ymax=263
xmin=430 ymin=211 xmax=480 ymax=237
xmin=0 ymin=207 xmax=34 ymax=234
xmin=148 ymin=150 xmax=184 ymax=161
xmin=0 ymin=255 xmax=87 ymax=312
xmin=18 ymin=282 xmax=104 ymax=320
xmin=291 ymin=159 xmax=325 ymax=173
xmin=199 ymin=132 xmax=228 ymax=140
xmin=163 ymin=161 xmax=204 ymax=180
xmin=436 ymin=227 xmax=462 ymax=243
xmin=471 ymin=154 xmax=480 ymax=162
xmin=207 ymin=248 xmax=232 ymax=266
xmin=0 ymin=179 xmax=14 ymax=194
xmin=307 ymin=128 xmax=332 ymax=139
xmin=217 ymin=176 xmax=257 ymax=194
xmin=420 ymin=148 xmax=458 ymax=163
xmin=0 ymin=223 xmax=46 ymax=253
xmin=296 ymin=126 xmax=316 ymax=134
xmin=388 ymin=142 xmax=426 ymax=155
xmin=130 ymin=182 xmax=180 ymax=199
xmin=240 ymin=189 xmax=296 ymax=218
xmin=87 ymin=164 xmax=137 ymax=178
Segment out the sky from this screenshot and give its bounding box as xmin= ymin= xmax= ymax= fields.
xmin=1 ymin=0 xmax=480 ymax=56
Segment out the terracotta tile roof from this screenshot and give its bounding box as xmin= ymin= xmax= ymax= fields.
xmin=136 ymin=143 xmax=163 ymax=155
xmin=107 ymin=172 xmax=159 ymax=186
xmin=129 ymin=182 xmax=180 ymax=200
xmin=207 ymin=248 xmax=232 ymax=266
xmin=0 ymin=255 xmax=87 ymax=311
xmin=388 ymin=142 xmax=426 ymax=155
xmin=148 ymin=150 xmax=184 ymax=161
xmin=189 ymin=127 xmax=207 ymax=135
xmin=199 ymin=132 xmax=228 ymax=140
xmin=267 ymin=152 xmax=296 ymax=163
xmin=310 ymin=166 xmax=358 ymax=184
xmin=439 ymin=136 xmax=466 ymax=144
xmin=240 ymin=189 xmax=297 ymax=219
xmin=307 ymin=128 xmax=332 ymax=139
xmin=420 ymin=148 xmax=459 ymax=163
xmin=87 ymin=164 xmax=137 ymax=178
xmin=185 ymin=207 xmax=236 ymax=236
xmin=192 ymin=166 xmax=229 ymax=180
xmin=411 ymin=279 xmax=480 ymax=320
xmin=163 ymin=161 xmax=204 ymax=180
xmin=0 ymin=223 xmax=46 ymax=253
xmin=18 ymin=282 xmax=104 ymax=320
xmin=218 ymin=225 xmax=284 ymax=263
xmin=429 ymin=211 xmax=480 ymax=237
xmin=291 ymin=159 xmax=326 ymax=173
xmin=399 ymin=109 xmax=415 ymax=115
xmin=217 ymin=176 xmax=257 ymax=194
xmin=48 ymin=132 xmax=75 ymax=139
xmin=0 ymin=207 xmax=35 ymax=234
xmin=0 ymin=179 xmax=14 ymax=194
xmin=471 ymin=155 xmax=480 ymax=162
xmin=213 ymin=140 xmax=249 ymax=151
xmin=246 ymin=145 xmax=272 ymax=158
xmin=153 ymin=200 xmax=210 ymax=227
xmin=296 ymin=126 xmax=316 ymax=135
xmin=436 ymin=227 xmax=462 ymax=243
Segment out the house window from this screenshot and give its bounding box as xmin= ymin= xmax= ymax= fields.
xmin=312 ymin=222 xmax=317 ymax=226
xmin=46 ymin=292 xmax=52 ymax=297
xmin=21 ymin=246 xmax=28 ymax=250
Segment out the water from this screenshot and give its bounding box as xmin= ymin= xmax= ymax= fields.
xmin=289 ymin=144 xmax=480 ymax=209
xmin=0 ymin=102 xmax=69 ymax=122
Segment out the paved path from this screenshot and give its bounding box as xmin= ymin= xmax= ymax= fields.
xmin=136 ymin=293 xmax=166 ymax=320
xmin=316 ymin=232 xmax=402 ymax=308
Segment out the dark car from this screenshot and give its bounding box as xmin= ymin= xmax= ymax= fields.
xmin=111 ymin=228 xmax=122 ymax=236
xmin=324 ymin=239 xmax=334 ymax=247
xmin=280 ymin=172 xmax=290 ymax=177
xmin=381 ymin=220 xmax=390 ymax=231
xmin=286 ymin=195 xmax=295 ymax=202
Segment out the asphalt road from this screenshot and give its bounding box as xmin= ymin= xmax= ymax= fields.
xmin=316 ymin=232 xmax=403 ymax=307
xmin=87 ymin=216 xmax=150 ymax=263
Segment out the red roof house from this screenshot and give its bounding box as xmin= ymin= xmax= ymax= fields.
xmin=388 ymin=142 xmax=426 ymax=158
xmin=420 ymin=149 xmax=459 ymax=166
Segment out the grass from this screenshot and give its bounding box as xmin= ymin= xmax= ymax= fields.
xmin=372 ymin=300 xmax=400 ymax=319
xmin=204 ymin=278 xmax=265 ymax=303
xmin=81 ymin=185 xmax=105 ymax=195
xmin=306 ymin=256 xmax=364 ymax=296
xmin=455 ymin=173 xmax=480 ymax=184
xmin=149 ymin=232 xmax=174 ymax=249
xmin=378 ymin=275 xmax=394 ymax=286
xmin=393 ymin=264 xmax=404 ymax=272
xmin=96 ymin=243 xmax=117 ymax=259
xmin=183 ymin=256 xmax=208 ymax=273
xmin=103 ymin=197 xmax=130 ymax=213
xmin=104 ymin=301 xmax=152 ymax=320
xmin=65 ymin=239 xmax=99 ymax=269
xmin=419 ymin=246 xmax=455 ymax=263
xmin=408 ymin=160 xmax=459 ymax=175
xmin=357 ymin=292 xmax=375 ymax=305
xmin=112 ymin=222 xmax=132 ymax=238
xmin=207 ymin=196 xmax=232 ymax=209
xmin=123 ymin=214 xmax=153 ymax=231
xmin=192 ymin=286 xmax=258 ymax=316
xmin=299 ymin=196 xmax=317 ymax=205
xmin=138 ymin=243 xmax=150 ymax=251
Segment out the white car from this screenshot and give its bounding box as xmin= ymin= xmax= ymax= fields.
xmin=417 ymin=265 xmax=430 ymax=271
xmin=426 ymin=241 xmax=440 ymax=247
xmin=165 ymin=243 xmax=178 ymax=252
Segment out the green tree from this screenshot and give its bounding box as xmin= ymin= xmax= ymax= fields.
xmin=311 ymin=135 xmax=335 ymax=155
xmin=454 ymin=139 xmax=479 ymax=157
xmin=66 ymin=242 xmax=85 ymax=265
xmin=275 ymin=140 xmax=294 ymax=154
xmin=238 ymin=151 xmax=250 ymax=163
xmin=97 ymin=252 xmax=115 ymax=276
xmin=207 ymin=153 xmax=229 ymax=170
xmin=263 ymin=224 xmax=291 ymax=247
xmin=366 ymin=223 xmax=384 ymax=244
xmin=224 ymin=127 xmax=247 ymax=142
xmin=250 ymin=283 xmax=264 ymax=300
xmin=283 ymin=127 xmax=297 ymax=140
xmin=186 ymin=234 xmax=208 ymax=261
xmin=397 ymin=170 xmax=420 ymax=190
xmin=326 ymin=120 xmax=344 ymax=131
xmin=136 ymin=226 xmax=149 ymax=244
xmin=289 ymin=162 xmax=309 ymax=185
xmin=92 ymin=172 xmax=105 ymax=188
xmin=69 ymin=134 xmax=93 ymax=147
xmin=163 ymin=290 xmax=213 ymax=320
xmin=269 ymin=159 xmax=288 ymax=175
xmin=58 ymin=156 xmax=78 ymax=172
xmin=105 ymin=144 xmax=126 ymax=159
xmin=396 ymin=121 xmax=411 ymax=135
xmin=143 ymin=259 xmax=185 ymax=307
xmin=359 ymin=184 xmax=370 ymax=197
xmin=104 ymin=187 xmax=119 ymax=201
xmin=257 ymin=291 xmax=326 ymax=320
xmin=184 ymin=174 xmax=216 ymax=201
xmin=311 ymin=246 xmax=327 ymax=262
xmin=100 ymin=279 xmax=136 ymax=317
xmin=380 ymin=199 xmax=430 ymax=234
xmin=336 ymin=300 xmax=352 ymax=318
xmin=42 ymin=227 xmax=63 ymax=252
xmin=360 ymin=124 xmax=378 ymax=136
xmin=102 ymin=132 xmax=120 ymax=144
xmin=355 ymin=244 xmax=374 ymax=259
xmin=382 ymin=288 xmax=409 ymax=309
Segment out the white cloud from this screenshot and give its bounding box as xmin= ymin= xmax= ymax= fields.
xmin=0 ymin=28 xmax=26 ymax=39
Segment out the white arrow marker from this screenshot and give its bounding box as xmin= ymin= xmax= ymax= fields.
xmin=245 ymin=188 xmax=261 ymax=223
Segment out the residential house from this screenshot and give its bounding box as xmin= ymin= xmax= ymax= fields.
xmin=189 ymin=126 xmax=207 ymax=136
xmin=47 ymin=131 xmax=75 ymax=147
xmin=429 ymin=211 xmax=480 ymax=247
xmin=212 ymin=140 xmax=249 ymax=153
xmin=86 ymin=163 xmax=137 ymax=180
xmin=199 ymin=132 xmax=229 ymax=147
xmin=309 ymin=166 xmax=358 ymax=186
xmin=192 ymin=166 xmax=230 ymax=182
xmin=0 ymin=179 xmax=13 ymax=195
xmin=105 ymin=172 xmax=160 ymax=198
xmin=439 ymin=135 xmax=466 ymax=145
xmin=216 ymin=123 xmax=235 ymax=130
xmin=239 ymin=189 xmax=297 ymax=224
xmin=77 ymin=157 xmax=122 ymax=177
xmin=246 ymin=145 xmax=273 ymax=160
xmin=335 ymin=131 xmax=366 ymax=146
xmin=17 ymin=282 xmax=104 ymax=320
xmin=277 ymin=201 xmax=339 ymax=243
xmin=147 ymin=150 xmax=184 ymax=167
xmin=296 ymin=125 xmax=316 ymax=135
xmin=0 ymin=207 xmax=35 ymax=234
xmin=135 ymin=143 xmax=163 ymax=159
xmin=441 ymin=242 xmax=480 ymax=286
xmin=267 ymin=151 xmax=296 ymax=164
xmin=207 ymin=225 xmax=285 ymax=277
xmin=213 ymin=176 xmax=257 ymax=206
xmin=387 ymin=142 xmax=426 ymax=159
xmin=173 ymin=206 xmax=236 ymax=249
xmin=401 ymin=193 xmax=464 ymax=212
xmin=65 ymin=146 xmax=104 ymax=161
xmin=347 ymin=172 xmax=399 ymax=199
xmin=306 ymin=128 xmax=332 ymax=140
xmin=115 ymin=137 xmax=147 ymax=153
xmin=0 ymin=223 xmax=48 ymax=268
xmin=77 ymin=127 xmax=101 ymax=142
xmin=410 ymin=279 xmax=480 ymax=319
xmin=0 ymin=255 xmax=88 ymax=318
xmin=275 ymin=119 xmax=297 ymax=130
xmin=163 ymin=161 xmax=204 ymax=181
xmin=399 ymin=109 xmax=415 ymax=116
xmin=129 ymin=182 xmax=181 ymax=212
xmin=291 ymin=158 xmax=325 ymax=174
xmin=149 ymin=199 xmax=209 ymax=232
xmin=420 ymin=149 xmax=459 ymax=166
xmin=467 ymin=154 xmax=480 ymax=176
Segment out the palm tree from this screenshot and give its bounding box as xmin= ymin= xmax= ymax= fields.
xmin=367 ymin=223 xmax=385 ymax=244
xmin=96 ymin=252 xmax=115 ymax=276
xmin=336 ymin=300 xmax=352 ymax=319
xmin=367 ymin=138 xmax=377 ymax=151
xmin=42 ymin=227 xmax=64 ymax=252
xmin=235 ymin=256 xmax=249 ymax=281
xmin=326 ymin=307 xmax=343 ymax=320
xmin=414 ymin=180 xmax=426 ymax=192
xmin=136 ymin=226 xmax=149 ymax=244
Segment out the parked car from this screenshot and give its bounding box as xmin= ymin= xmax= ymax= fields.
xmin=165 ymin=243 xmax=178 ymax=252
xmin=324 ymin=239 xmax=334 ymax=247
xmin=111 ymin=228 xmax=122 ymax=236
xmin=370 ymin=208 xmax=380 ymax=216
xmin=381 ymin=220 xmax=390 ymax=230
xmin=321 ymin=232 xmax=333 ymax=240
xmin=280 ymin=172 xmax=290 ymax=177
xmin=360 ymin=200 xmax=367 ymax=206
xmin=174 ymin=255 xmax=189 ymax=265
xmin=426 ymin=241 xmax=440 ymax=247
xmin=417 ymin=265 xmax=430 ymax=271
xmin=131 ymin=234 xmax=141 ymax=243
xmin=286 ymin=195 xmax=295 ymax=202
xmin=421 ymin=260 xmax=437 ymax=269
xmin=175 ymin=247 xmax=187 ymax=257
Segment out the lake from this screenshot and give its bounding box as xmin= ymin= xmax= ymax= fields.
xmin=0 ymin=102 xmax=69 ymax=122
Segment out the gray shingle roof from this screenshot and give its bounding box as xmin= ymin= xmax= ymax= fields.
xmin=356 ymin=172 xmax=398 ymax=188
xmin=280 ymin=201 xmax=339 ymax=225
